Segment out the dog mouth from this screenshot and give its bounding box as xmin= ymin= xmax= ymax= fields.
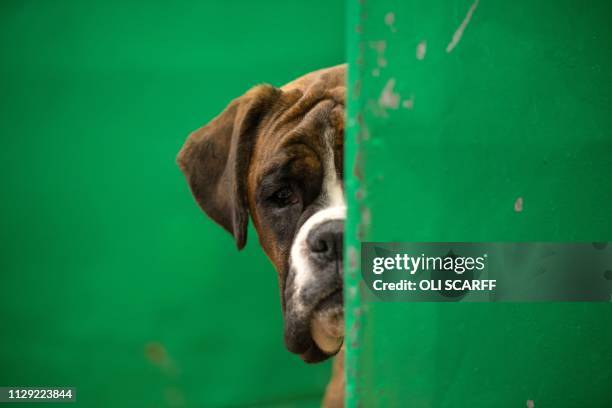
xmin=310 ymin=289 xmax=344 ymax=354
xmin=283 ymin=282 xmax=344 ymax=363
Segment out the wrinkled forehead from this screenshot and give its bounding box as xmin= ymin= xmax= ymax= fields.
xmin=252 ymin=96 xmax=344 ymax=182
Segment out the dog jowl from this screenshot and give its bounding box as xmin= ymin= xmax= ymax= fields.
xmin=177 ymin=65 xmax=346 ymax=363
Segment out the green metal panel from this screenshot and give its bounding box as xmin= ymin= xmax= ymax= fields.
xmin=346 ymin=0 xmax=612 ymax=407
xmin=0 ymin=1 xmax=343 ymax=407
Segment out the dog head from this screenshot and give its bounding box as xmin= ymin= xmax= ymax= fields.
xmin=177 ymin=65 xmax=345 ymax=363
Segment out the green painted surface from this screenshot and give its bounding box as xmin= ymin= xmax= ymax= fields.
xmin=346 ymin=0 xmax=612 ymax=407
xmin=0 ymin=1 xmax=344 ymax=407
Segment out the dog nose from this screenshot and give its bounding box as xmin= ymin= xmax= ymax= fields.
xmin=307 ymin=220 xmax=343 ymax=262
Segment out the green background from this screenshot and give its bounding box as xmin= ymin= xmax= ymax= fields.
xmin=345 ymin=0 xmax=612 ymax=406
xmin=0 ymin=1 xmax=343 ymax=407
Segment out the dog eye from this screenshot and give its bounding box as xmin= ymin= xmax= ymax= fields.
xmin=270 ymin=187 xmax=298 ymax=207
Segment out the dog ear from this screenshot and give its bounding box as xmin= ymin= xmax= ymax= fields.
xmin=177 ymin=85 xmax=280 ymax=250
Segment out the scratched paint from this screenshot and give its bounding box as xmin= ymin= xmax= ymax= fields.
xmin=446 ymin=0 xmax=480 ymax=53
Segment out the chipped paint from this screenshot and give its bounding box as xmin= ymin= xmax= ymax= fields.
xmin=526 ymin=400 xmax=535 ymax=408
xmin=357 ymin=113 xmax=370 ymax=140
xmin=378 ymin=78 xmax=400 ymax=109
xmin=446 ymin=0 xmax=479 ymax=53
xmin=402 ymin=95 xmax=414 ymax=109
xmin=369 ymin=40 xmax=387 ymax=68
xmin=416 ymin=40 xmax=427 ymax=60
xmin=353 ymin=79 xmax=362 ymax=98
xmin=346 ymin=1 xmax=370 ymax=400
xmin=358 ymin=207 xmax=371 ymax=240
xmin=514 ymin=196 xmax=524 ymax=212
xmin=384 ymin=12 xmax=394 ymax=25
xmin=384 ymin=12 xmax=397 ymax=32
xmin=348 ymin=246 xmax=358 ymax=270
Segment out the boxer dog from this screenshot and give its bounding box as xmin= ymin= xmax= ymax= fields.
xmin=177 ymin=65 xmax=346 ymax=407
